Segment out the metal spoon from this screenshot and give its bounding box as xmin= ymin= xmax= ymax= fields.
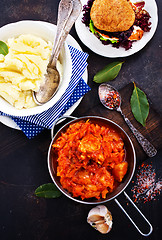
xmin=33 ymin=0 xmax=82 ymax=105
xmin=98 ymin=83 xmax=157 ymax=158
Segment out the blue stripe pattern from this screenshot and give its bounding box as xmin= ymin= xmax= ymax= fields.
xmin=0 ymin=45 xmax=90 ymax=139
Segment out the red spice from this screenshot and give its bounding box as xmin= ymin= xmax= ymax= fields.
xmin=131 ymin=164 xmax=162 ymax=203
xmin=105 ymin=90 xmax=121 ymax=109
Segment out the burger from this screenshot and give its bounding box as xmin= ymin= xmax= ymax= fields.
xmin=82 ymin=0 xmax=151 ymax=50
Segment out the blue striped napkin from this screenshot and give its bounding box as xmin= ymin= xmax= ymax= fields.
xmin=0 ymin=45 xmax=90 ymax=139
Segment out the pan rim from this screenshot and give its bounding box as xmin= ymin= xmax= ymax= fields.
xmin=47 ymin=115 xmax=136 ymax=204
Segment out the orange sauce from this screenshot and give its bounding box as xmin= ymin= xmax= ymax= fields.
xmin=52 ymin=120 xmax=128 ymax=200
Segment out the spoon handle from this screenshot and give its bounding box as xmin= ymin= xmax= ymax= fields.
xmin=49 ymin=0 xmax=73 ymax=67
xmin=121 ymin=112 xmax=157 ymax=157
xmin=50 ymin=0 xmax=82 ymax=67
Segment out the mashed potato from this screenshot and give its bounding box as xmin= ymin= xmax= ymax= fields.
xmin=0 ymin=34 xmax=62 ymax=109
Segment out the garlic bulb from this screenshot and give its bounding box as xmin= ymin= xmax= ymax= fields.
xmin=87 ymin=205 xmax=112 ymax=234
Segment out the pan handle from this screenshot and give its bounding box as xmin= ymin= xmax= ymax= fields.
xmin=51 ymin=115 xmax=77 ymax=139
xmin=114 ymin=191 xmax=153 ymax=236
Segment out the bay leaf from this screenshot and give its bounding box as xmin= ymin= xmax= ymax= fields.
xmin=130 ymin=82 xmax=149 ymax=126
xmin=93 ymin=61 xmax=124 ymax=83
xmin=35 ymin=183 xmax=62 ymax=198
xmin=0 ymin=41 xmax=8 ymax=56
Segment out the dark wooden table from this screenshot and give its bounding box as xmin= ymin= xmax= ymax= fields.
xmin=0 ymin=1 xmax=161 ymax=239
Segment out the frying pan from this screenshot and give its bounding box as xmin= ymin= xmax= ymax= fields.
xmin=48 ymin=116 xmax=153 ymax=236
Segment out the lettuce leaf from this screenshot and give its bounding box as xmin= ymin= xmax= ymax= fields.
xmin=89 ymin=19 xmax=98 ymax=34
xmin=89 ymin=20 xmax=118 ymax=44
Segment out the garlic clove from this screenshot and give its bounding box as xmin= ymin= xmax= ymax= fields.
xmin=87 ymin=214 xmax=103 ymax=222
xmin=96 ymin=222 xmax=109 ymax=234
xmin=87 ymin=205 xmax=112 ymax=234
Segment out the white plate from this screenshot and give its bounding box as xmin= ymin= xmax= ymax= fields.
xmin=75 ymin=0 xmax=158 ymax=57
xmin=0 ymin=22 xmax=88 ymax=130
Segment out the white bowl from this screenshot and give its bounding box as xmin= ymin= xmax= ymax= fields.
xmin=0 ymin=20 xmax=72 ymax=116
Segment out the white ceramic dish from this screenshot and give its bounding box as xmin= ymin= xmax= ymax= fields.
xmin=0 ymin=20 xmax=72 ymax=116
xmin=75 ymin=0 xmax=158 ymax=57
xmin=0 ymin=21 xmax=88 ymax=130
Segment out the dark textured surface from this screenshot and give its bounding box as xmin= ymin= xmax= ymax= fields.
xmin=0 ymin=0 xmax=162 ymax=240
xmin=92 ymin=82 xmax=162 ymax=161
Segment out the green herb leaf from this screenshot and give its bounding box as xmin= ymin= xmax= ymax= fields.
xmin=89 ymin=20 xmax=98 ymax=34
xmin=130 ymin=82 xmax=149 ymax=126
xmin=0 ymin=41 xmax=8 ymax=56
xmin=110 ymin=39 xmax=118 ymax=43
xmin=99 ymin=36 xmax=118 ymax=43
xmin=35 ymin=183 xmax=62 ymax=198
xmin=89 ymin=20 xmax=118 ymax=43
xmin=93 ymin=61 xmax=124 ymax=83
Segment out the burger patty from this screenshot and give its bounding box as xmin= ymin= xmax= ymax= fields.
xmin=90 ymin=0 xmax=135 ymax=32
